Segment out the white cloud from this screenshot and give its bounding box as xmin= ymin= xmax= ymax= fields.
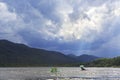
xmin=0 ymin=2 xmax=20 ymax=37
xmin=0 ymin=2 xmax=26 ymax=43
xmin=0 ymin=2 xmax=17 ymax=22
xmin=1 ymin=0 xmax=120 ymax=57
xmin=112 ymin=1 xmax=120 ymax=16
xmin=1 ymin=0 xmax=120 ymax=44
xmin=39 ymin=0 xmax=120 ymax=43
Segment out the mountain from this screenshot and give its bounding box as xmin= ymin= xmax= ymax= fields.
xmin=68 ymin=54 xmax=99 ymax=62
xmin=0 ymin=40 xmax=100 ymax=66
xmin=86 ymin=56 xmax=120 ymax=67
xmin=76 ymin=54 xmax=100 ymax=62
xmin=0 ymin=40 xmax=75 ymax=66
xmin=67 ymin=54 xmax=77 ymax=59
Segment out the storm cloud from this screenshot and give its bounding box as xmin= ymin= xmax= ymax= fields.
xmin=0 ymin=0 xmax=120 ymax=57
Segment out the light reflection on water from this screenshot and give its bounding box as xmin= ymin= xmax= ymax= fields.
xmin=0 ymin=67 xmax=120 ymax=80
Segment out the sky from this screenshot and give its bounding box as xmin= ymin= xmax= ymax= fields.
xmin=0 ymin=0 xmax=120 ymax=57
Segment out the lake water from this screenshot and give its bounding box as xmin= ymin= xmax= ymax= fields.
xmin=0 ymin=67 xmax=120 ymax=80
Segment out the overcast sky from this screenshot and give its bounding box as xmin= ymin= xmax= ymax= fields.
xmin=0 ymin=0 xmax=120 ymax=57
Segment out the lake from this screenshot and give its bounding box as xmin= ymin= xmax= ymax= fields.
xmin=0 ymin=67 xmax=120 ymax=80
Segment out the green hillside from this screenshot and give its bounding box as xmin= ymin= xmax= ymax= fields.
xmin=86 ymin=56 xmax=120 ymax=67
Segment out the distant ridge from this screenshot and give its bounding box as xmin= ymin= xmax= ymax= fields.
xmin=0 ymin=40 xmax=75 ymax=66
xmin=76 ymin=54 xmax=99 ymax=62
xmin=68 ymin=54 xmax=99 ymax=62
xmin=0 ymin=40 xmax=100 ymax=66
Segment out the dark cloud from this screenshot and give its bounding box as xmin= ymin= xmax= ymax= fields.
xmin=0 ymin=0 xmax=120 ymax=57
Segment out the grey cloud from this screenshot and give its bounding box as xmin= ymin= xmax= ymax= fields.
xmin=0 ymin=0 xmax=120 ymax=57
